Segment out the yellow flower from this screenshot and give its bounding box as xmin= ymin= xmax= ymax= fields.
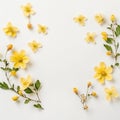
xmin=101 ymin=32 xmax=108 ymax=41
xmin=94 ymin=62 xmax=113 ymax=84
xmin=10 ymin=50 xmax=29 ymax=69
xmin=73 ymin=88 xmax=78 ymax=95
xmin=20 ymin=75 xmax=32 ymax=90
xmin=38 ymin=24 xmax=48 ymax=34
xmin=12 ymin=96 xmax=19 ymax=101
xmin=85 ymin=32 xmax=96 ymax=43
xmin=95 ymin=14 xmax=104 ymax=24
xmin=105 ymin=87 xmax=119 ymax=101
xmin=28 ymin=40 xmax=42 ymax=52
xmin=110 ymin=14 xmax=116 ymax=22
xmin=73 ymin=15 xmax=87 ymax=26
xmin=3 ymin=22 xmax=19 ymax=38
xmin=10 ymin=70 xmax=17 ymax=76
xmin=21 ymin=3 xmax=35 ymax=17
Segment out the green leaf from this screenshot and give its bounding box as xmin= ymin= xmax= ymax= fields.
xmin=33 ymin=104 xmax=43 ymax=109
xmin=115 ymin=63 xmax=119 ymax=66
xmin=24 ymin=99 xmax=31 ymax=104
xmin=117 ymin=43 xmax=119 ymax=49
xmin=17 ymin=86 xmax=20 ymax=92
xmin=116 ymin=53 xmax=120 ymax=57
xmin=115 ymin=25 xmax=120 ymax=37
xmin=35 ymin=80 xmax=41 ymax=90
xmin=0 ymin=82 xmax=9 ymax=90
xmin=106 ymin=38 xmax=113 ymax=44
xmin=24 ymin=87 xmax=33 ymax=94
xmin=104 ymin=44 xmax=112 ymax=52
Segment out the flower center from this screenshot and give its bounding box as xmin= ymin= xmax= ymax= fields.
xmin=101 ymin=71 xmax=107 ymax=76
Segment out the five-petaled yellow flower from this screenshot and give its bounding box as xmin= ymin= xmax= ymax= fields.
xmin=101 ymin=32 xmax=108 ymax=41
xmin=94 ymin=62 xmax=113 ymax=84
xmin=21 ymin=3 xmax=35 ymax=17
xmin=38 ymin=24 xmax=48 ymax=34
xmin=28 ymin=40 xmax=42 ymax=52
xmin=95 ymin=14 xmax=104 ymax=24
xmin=20 ymin=75 xmax=32 ymax=90
xmin=10 ymin=50 xmax=29 ymax=69
xmin=12 ymin=96 xmax=19 ymax=101
xmin=105 ymin=87 xmax=119 ymax=101
xmin=73 ymin=15 xmax=87 ymax=26
xmin=3 ymin=22 xmax=19 ymax=38
xmin=110 ymin=14 xmax=116 ymax=22
xmin=85 ymin=32 xmax=96 ymax=43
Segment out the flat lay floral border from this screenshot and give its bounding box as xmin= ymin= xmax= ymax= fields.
xmin=0 ymin=2 xmax=120 ymax=111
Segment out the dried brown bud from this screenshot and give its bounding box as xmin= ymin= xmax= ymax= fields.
xmin=83 ymin=105 xmax=88 ymax=110
xmin=87 ymin=82 xmax=92 ymax=87
xmin=73 ymin=88 xmax=78 ymax=95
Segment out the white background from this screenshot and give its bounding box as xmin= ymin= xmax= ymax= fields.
xmin=0 ymin=0 xmax=120 ymax=120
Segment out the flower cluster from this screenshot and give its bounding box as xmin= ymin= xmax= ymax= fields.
xmin=0 ymin=3 xmax=48 ymax=110
xmin=73 ymin=82 xmax=97 ymax=110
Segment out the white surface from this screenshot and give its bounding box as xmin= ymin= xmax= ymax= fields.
xmin=0 ymin=0 xmax=120 ymax=120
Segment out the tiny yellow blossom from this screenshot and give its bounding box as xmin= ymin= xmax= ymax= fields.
xmin=105 ymin=87 xmax=119 ymax=101
xmin=87 ymin=82 xmax=92 ymax=87
xmin=7 ymin=44 xmax=13 ymax=51
xmin=73 ymin=88 xmax=78 ymax=95
xmin=95 ymin=14 xmax=104 ymax=24
xmin=10 ymin=70 xmax=17 ymax=76
xmin=3 ymin=22 xmax=19 ymax=38
xmin=20 ymin=75 xmax=32 ymax=90
xmin=94 ymin=62 xmax=113 ymax=84
xmin=28 ymin=40 xmax=42 ymax=52
xmin=110 ymin=14 xmax=116 ymax=22
xmin=12 ymin=96 xmax=19 ymax=101
xmin=106 ymin=51 xmax=112 ymax=56
xmin=10 ymin=50 xmax=29 ymax=69
xmin=101 ymin=32 xmax=108 ymax=41
xmin=91 ymin=91 xmax=97 ymax=97
xmin=73 ymin=15 xmax=87 ymax=26
xmin=21 ymin=3 xmax=35 ymax=17
xmin=85 ymin=32 xmax=96 ymax=43
xmin=38 ymin=24 xmax=48 ymax=34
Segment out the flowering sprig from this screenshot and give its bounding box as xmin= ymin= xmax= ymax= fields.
xmin=73 ymin=82 xmax=97 ymax=110
xmin=101 ymin=15 xmax=120 ymax=69
xmin=0 ymin=45 xmax=43 ymax=109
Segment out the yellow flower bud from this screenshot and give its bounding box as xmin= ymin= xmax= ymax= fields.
xmin=110 ymin=14 xmax=116 ymax=22
xmin=91 ymin=91 xmax=97 ymax=97
xmin=106 ymin=51 xmax=112 ymax=56
xmin=83 ymin=105 xmax=88 ymax=110
xmin=12 ymin=96 xmax=19 ymax=101
xmin=7 ymin=44 xmax=13 ymax=51
xmin=101 ymin=32 xmax=108 ymax=41
xmin=10 ymin=70 xmax=17 ymax=76
xmin=27 ymin=23 xmax=33 ymax=29
xmin=18 ymin=90 xmax=23 ymax=96
xmin=73 ymin=88 xmax=78 ymax=95
xmin=87 ymin=82 xmax=92 ymax=87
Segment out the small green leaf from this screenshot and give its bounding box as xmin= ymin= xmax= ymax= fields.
xmin=116 ymin=53 xmax=120 ymax=57
xmin=0 ymin=82 xmax=9 ymax=90
xmin=106 ymin=38 xmax=113 ymax=44
xmin=17 ymin=86 xmax=20 ymax=92
xmin=104 ymin=44 xmax=112 ymax=52
xmin=35 ymin=80 xmax=41 ymax=90
xmin=33 ymin=104 xmax=43 ymax=109
xmin=115 ymin=63 xmax=119 ymax=66
xmin=24 ymin=87 xmax=33 ymax=94
xmin=24 ymin=99 xmax=31 ymax=104
xmin=115 ymin=25 xmax=120 ymax=37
